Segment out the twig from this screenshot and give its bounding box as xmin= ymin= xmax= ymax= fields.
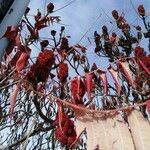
xmin=53 ymin=0 xmax=77 ymax=13
xmin=22 ymin=118 xmax=36 ymax=150
xmin=77 ymin=13 xmax=102 ymax=44
xmin=0 ymin=68 xmax=16 ymax=84
xmin=32 ymin=94 xmax=54 ymax=123
xmin=6 ymin=125 xmax=53 ymax=149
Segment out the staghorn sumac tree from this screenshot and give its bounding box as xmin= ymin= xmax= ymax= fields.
xmin=0 ymin=1 xmax=150 ymax=150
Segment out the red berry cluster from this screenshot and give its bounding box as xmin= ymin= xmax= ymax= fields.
xmin=70 ymin=77 xmax=86 ymax=104
xmin=36 ymin=49 xmax=55 ymax=67
xmin=60 ymin=37 xmax=70 ymax=51
xmin=57 ymin=62 xmax=68 ymax=83
xmin=137 ymin=5 xmax=145 ymax=17
xmin=135 ymin=46 xmax=150 ymax=77
xmin=47 ymin=2 xmax=54 ymax=13
xmin=134 ymin=46 xmax=150 ymax=89
xmin=27 ymin=49 xmax=55 ymax=83
xmin=112 ymin=10 xmax=119 ymax=20
xmin=135 ymin=46 xmax=146 ymax=59
xmin=112 ymin=10 xmax=129 ymax=31
xmin=136 ymin=26 xmax=142 ymax=31
xmin=54 ymin=112 xmax=76 ymax=147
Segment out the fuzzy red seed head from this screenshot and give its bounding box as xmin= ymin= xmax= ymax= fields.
xmin=27 ymin=49 xmax=55 ymax=83
xmin=57 ymin=62 xmax=68 ymax=83
xmin=36 ymin=49 xmax=55 ymax=68
xmin=134 ymin=46 xmax=146 ymax=59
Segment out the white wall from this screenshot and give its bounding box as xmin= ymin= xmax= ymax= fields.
xmin=0 ymin=0 xmax=30 ymax=60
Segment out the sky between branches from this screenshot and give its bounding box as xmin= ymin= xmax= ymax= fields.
xmin=28 ymin=0 xmax=150 ymax=42
xmin=28 ymin=0 xmax=150 ymax=67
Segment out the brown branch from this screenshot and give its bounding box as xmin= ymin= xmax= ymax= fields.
xmin=32 ymin=95 xmax=54 ymax=124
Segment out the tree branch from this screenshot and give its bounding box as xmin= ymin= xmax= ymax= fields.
xmin=6 ymin=125 xmax=54 ymax=149
xmin=32 ymin=95 xmax=54 ymax=124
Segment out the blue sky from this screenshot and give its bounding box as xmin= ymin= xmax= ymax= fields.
xmin=28 ymin=0 xmax=150 ymax=44
xmin=28 ymin=0 xmax=150 ymax=66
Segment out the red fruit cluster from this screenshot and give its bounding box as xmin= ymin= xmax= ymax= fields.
xmin=112 ymin=10 xmax=119 ymax=20
xmin=36 ymin=49 xmax=55 ymax=67
xmin=137 ymin=5 xmax=145 ymax=16
xmin=102 ymin=25 xmax=108 ymax=34
xmin=70 ymin=77 xmax=85 ymax=104
xmin=2 ymin=26 xmax=19 ymax=40
xmin=112 ymin=10 xmax=129 ymax=31
xmin=27 ymin=49 xmax=55 ymax=83
xmin=136 ymin=26 xmax=142 ymax=31
xmin=47 ymin=2 xmax=54 ymax=13
xmin=135 ymin=46 xmax=150 ymax=77
xmin=54 ymin=112 xmax=76 ymax=147
xmin=135 ymin=46 xmax=146 ymax=59
xmin=111 ymin=32 xmax=117 ymax=43
xmin=60 ymin=37 xmax=70 ymax=51
xmin=57 ymin=62 xmax=68 ymax=83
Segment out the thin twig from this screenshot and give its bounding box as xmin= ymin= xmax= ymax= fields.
xmin=53 ymin=0 xmax=77 ymax=13
xmin=22 ymin=118 xmax=36 ymax=150
xmin=77 ymin=13 xmax=102 ymax=44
